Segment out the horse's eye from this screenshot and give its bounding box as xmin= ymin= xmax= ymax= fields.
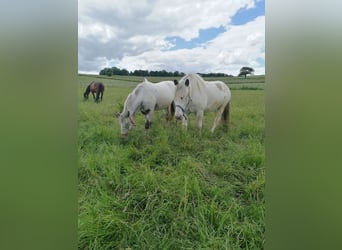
xmin=180 ymin=97 xmax=183 ymax=100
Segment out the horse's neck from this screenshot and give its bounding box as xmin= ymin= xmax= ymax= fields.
xmin=123 ymin=94 xmax=141 ymax=117
xmin=187 ymin=81 xmax=208 ymax=112
xmin=84 ymin=85 xmax=90 ymax=94
xmin=190 ymin=81 xmax=206 ymax=100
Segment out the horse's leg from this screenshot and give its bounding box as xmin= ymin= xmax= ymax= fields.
xmin=210 ymin=106 xmax=225 ymax=132
xmin=164 ymin=109 xmax=170 ymax=123
xmin=92 ymin=92 xmax=95 ymax=100
xmin=182 ymin=119 xmax=187 ymax=130
xmin=182 ymin=116 xmax=188 ymax=130
xmin=144 ymin=110 xmax=154 ymax=134
xmin=175 ymin=114 xmax=188 ymax=130
xmin=196 ymin=110 xmax=204 ymax=134
xmin=166 ymin=101 xmax=175 ymax=122
xmin=164 ymin=107 xmax=174 ymax=128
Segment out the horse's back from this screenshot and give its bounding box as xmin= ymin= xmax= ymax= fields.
xmin=154 ymin=80 xmax=175 ymax=94
xmin=89 ymin=82 xmax=104 ymax=92
xmin=137 ymin=81 xmax=175 ymax=110
xmin=153 ymin=81 xmax=176 ymax=108
xmin=195 ymin=80 xmax=230 ymax=111
xmin=206 ymin=80 xmax=230 ymax=96
xmin=214 ymin=80 xmax=230 ymax=95
xmin=89 ymin=82 xmax=96 ymax=92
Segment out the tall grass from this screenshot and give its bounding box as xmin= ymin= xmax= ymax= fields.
xmin=78 ymin=75 xmax=265 ymax=249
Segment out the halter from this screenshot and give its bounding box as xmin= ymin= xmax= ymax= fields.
xmin=175 ymin=95 xmax=192 ymax=120
xmin=175 ymin=105 xmax=188 ymax=120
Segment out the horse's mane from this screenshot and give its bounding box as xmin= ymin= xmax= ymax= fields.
xmin=84 ymin=83 xmax=91 ymax=96
xmin=122 ymin=91 xmax=137 ymax=116
xmin=183 ymin=73 xmax=206 ymax=98
xmin=85 ymin=81 xmax=95 ymax=92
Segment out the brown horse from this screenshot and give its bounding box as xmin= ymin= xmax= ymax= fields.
xmin=83 ymin=81 xmax=105 ymax=103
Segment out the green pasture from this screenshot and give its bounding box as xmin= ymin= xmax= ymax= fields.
xmin=78 ymin=74 xmax=265 ymax=249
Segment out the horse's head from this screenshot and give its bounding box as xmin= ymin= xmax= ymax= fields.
xmin=173 ymin=78 xmax=190 ymax=120
xmin=115 ymin=111 xmax=135 ymax=137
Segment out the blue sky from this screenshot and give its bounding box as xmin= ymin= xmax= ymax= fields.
xmin=165 ymin=0 xmax=265 ymax=51
xmin=232 ymin=0 xmax=265 ymax=25
xmin=165 ymin=26 xmax=226 ymax=50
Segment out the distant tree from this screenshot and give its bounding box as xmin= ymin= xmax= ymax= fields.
xmin=238 ymin=66 xmax=255 ymax=78
xmin=198 ymin=72 xmax=228 ymax=77
xmin=111 ymin=67 xmax=122 ymax=75
xmin=121 ymin=68 xmax=129 ymax=75
xmin=160 ymin=70 xmax=168 ymax=77
xmin=99 ymin=67 xmax=112 ymax=76
xmin=149 ymin=70 xmax=158 ymax=76
xmin=173 ymin=71 xmax=180 ymax=77
xmin=132 ymin=69 xmax=149 ymax=76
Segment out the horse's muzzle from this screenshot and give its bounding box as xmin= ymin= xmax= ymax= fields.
xmin=175 ymin=115 xmax=183 ymax=120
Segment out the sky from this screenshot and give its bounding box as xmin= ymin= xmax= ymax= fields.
xmin=78 ymin=0 xmax=265 ymax=76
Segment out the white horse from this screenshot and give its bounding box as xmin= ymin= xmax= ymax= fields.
xmin=173 ymin=73 xmax=231 ymax=133
xmin=116 ymin=78 xmax=176 ymax=137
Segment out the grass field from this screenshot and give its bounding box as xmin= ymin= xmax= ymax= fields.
xmin=78 ymin=74 xmax=265 ymax=249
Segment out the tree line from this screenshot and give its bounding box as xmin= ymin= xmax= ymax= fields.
xmin=99 ymin=67 xmax=186 ymax=77
xmin=99 ymin=67 xmax=234 ymax=77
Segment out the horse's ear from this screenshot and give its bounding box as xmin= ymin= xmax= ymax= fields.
xmin=144 ymin=78 xmax=148 ymax=82
xmin=174 ymin=80 xmax=178 ymax=85
xmin=185 ymin=79 xmax=190 ymax=86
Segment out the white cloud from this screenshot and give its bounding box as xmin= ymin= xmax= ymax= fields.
xmin=78 ymin=0 xmax=264 ymax=75
xmin=116 ymin=16 xmax=265 ymax=75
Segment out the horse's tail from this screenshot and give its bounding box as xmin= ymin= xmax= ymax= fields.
xmin=96 ymin=83 xmax=104 ymax=102
xmin=222 ymin=101 xmax=230 ymax=126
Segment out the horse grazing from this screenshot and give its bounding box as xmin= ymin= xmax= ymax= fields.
xmin=83 ymin=81 xmax=105 ymax=103
xmin=173 ymin=73 xmax=231 ymax=133
xmin=116 ymin=78 xmax=176 ymax=137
